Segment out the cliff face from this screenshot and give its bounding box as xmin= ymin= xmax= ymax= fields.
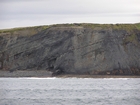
xmin=0 ymin=24 xmax=140 ymax=75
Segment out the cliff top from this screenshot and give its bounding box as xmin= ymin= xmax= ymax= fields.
xmin=0 ymin=23 xmax=140 ymax=35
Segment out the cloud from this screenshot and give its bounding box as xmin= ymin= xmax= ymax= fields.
xmin=0 ymin=0 xmax=140 ymax=29
xmin=1 ymin=0 xmax=140 ymax=14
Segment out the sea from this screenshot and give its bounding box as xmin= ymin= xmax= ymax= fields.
xmin=0 ymin=77 xmax=140 ymax=105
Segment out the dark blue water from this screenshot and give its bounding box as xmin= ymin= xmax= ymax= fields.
xmin=0 ymin=78 xmax=140 ymax=105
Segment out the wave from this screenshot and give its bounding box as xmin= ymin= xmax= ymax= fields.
xmin=18 ymin=77 xmax=57 ymax=80
xmin=103 ymin=78 xmax=130 ymax=80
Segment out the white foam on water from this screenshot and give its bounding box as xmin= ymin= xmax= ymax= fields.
xmin=18 ymin=77 xmax=57 ymax=80
xmin=103 ymin=78 xmax=130 ymax=80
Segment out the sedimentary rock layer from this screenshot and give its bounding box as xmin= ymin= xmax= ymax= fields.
xmin=0 ymin=23 xmax=140 ymax=75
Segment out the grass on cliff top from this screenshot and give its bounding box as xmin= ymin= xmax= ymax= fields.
xmin=0 ymin=23 xmax=140 ymax=34
xmin=0 ymin=25 xmax=49 ymax=34
xmin=47 ymin=23 xmax=140 ymax=31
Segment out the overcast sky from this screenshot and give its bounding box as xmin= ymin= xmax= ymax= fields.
xmin=0 ymin=0 xmax=140 ymax=29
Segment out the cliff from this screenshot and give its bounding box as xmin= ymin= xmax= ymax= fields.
xmin=0 ymin=23 xmax=140 ymax=75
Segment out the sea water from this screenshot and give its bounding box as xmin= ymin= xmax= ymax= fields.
xmin=0 ymin=77 xmax=140 ymax=105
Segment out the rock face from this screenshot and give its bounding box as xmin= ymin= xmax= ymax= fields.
xmin=0 ymin=24 xmax=140 ymax=75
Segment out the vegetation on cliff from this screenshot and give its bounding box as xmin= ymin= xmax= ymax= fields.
xmin=0 ymin=23 xmax=140 ymax=34
xmin=0 ymin=25 xmax=49 ymax=36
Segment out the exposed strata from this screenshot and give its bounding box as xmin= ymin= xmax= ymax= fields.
xmin=0 ymin=23 xmax=140 ymax=76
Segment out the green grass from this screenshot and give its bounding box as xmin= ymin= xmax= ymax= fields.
xmin=125 ymin=34 xmax=138 ymax=44
xmin=83 ymin=23 xmax=138 ymax=31
xmin=50 ymin=23 xmax=140 ymax=31
xmin=135 ymin=23 xmax=140 ymax=30
xmin=0 ymin=23 xmax=140 ymax=35
xmin=123 ymin=33 xmax=139 ymax=50
xmin=0 ymin=25 xmax=49 ymax=35
xmin=126 ymin=34 xmax=137 ymax=42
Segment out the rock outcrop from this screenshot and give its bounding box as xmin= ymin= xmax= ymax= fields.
xmin=0 ymin=23 xmax=140 ymax=75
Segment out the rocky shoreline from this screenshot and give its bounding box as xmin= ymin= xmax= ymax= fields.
xmin=0 ymin=70 xmax=140 ymax=78
xmin=0 ymin=70 xmax=52 ymax=77
xmin=55 ymin=74 xmax=140 ymax=78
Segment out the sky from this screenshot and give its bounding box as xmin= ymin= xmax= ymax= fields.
xmin=0 ymin=0 xmax=140 ymax=29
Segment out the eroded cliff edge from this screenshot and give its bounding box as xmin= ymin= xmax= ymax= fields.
xmin=0 ymin=23 xmax=140 ymax=75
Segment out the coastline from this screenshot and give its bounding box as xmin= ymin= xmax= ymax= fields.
xmin=0 ymin=70 xmax=140 ymax=78
xmin=55 ymin=74 xmax=140 ymax=78
xmin=0 ymin=70 xmax=52 ymax=77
